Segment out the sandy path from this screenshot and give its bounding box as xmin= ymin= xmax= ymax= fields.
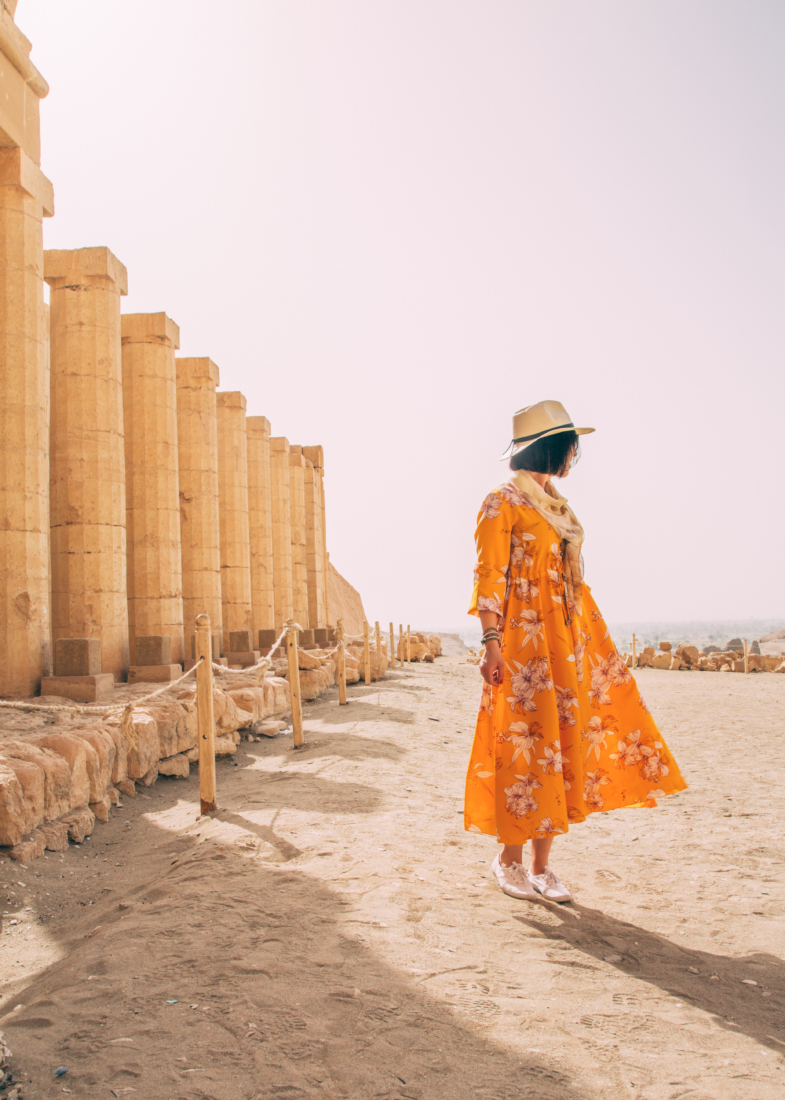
xmin=1 ymin=661 xmax=784 ymax=1100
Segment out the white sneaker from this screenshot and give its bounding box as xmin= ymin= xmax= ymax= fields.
xmin=527 ymin=866 xmax=572 ymax=903
xmin=491 ymin=855 xmax=539 ymax=900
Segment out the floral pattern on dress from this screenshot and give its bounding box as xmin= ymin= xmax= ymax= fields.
xmin=465 ymin=482 xmax=687 ymax=843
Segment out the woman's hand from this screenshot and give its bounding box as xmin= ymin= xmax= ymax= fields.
xmin=480 ymin=639 xmax=504 ymax=686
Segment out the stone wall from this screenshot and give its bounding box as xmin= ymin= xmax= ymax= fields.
xmin=327 ymin=561 xmax=367 ymax=635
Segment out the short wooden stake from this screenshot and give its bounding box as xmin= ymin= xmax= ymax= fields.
xmin=195 ymin=613 xmax=217 ymax=814
xmin=406 ymin=624 xmax=411 ymax=664
xmin=285 ymin=618 xmax=304 ymax=747
xmin=337 ymin=617 xmax=347 ymax=705
xmin=632 ymin=633 xmax=637 ymax=670
xmin=389 ymin=621 xmax=396 ymax=668
xmin=399 ymin=623 xmax=404 ymax=668
xmin=363 ymin=619 xmax=371 ymax=685
xmin=744 ymin=638 xmax=749 ymax=675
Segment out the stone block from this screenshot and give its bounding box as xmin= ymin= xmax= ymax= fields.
xmin=0 ymin=762 xmax=26 ymax=846
xmin=229 ymin=629 xmax=254 ymax=652
xmin=314 ymin=628 xmax=329 ymax=646
xmin=299 ymin=629 xmax=315 ymax=645
xmin=297 ymin=649 xmax=322 ymax=671
xmin=658 ymin=642 xmax=672 ymax=652
xmin=158 ymin=753 xmax=190 ymax=778
xmin=10 ymin=830 xmax=46 ymax=862
xmin=136 ymin=635 xmax=172 ymax=665
xmin=40 ymin=674 xmax=114 ymax=703
xmin=72 ymin=727 xmax=115 ymax=800
xmin=258 ymin=628 xmax=278 ymax=649
xmin=116 ymin=780 xmax=136 ymax=797
xmin=60 ymin=807 xmax=96 ymax=843
xmin=252 ymin=719 xmax=287 ymax=738
xmin=0 ymin=757 xmax=43 ymax=836
xmin=652 ymin=652 xmax=674 ymax=670
xmin=127 ymin=664 xmax=184 ymax=684
xmin=90 ymin=795 xmax=111 ymax=823
xmin=54 ymin=638 xmax=101 ymax=677
xmin=214 ymin=735 xmax=237 ymax=756
xmin=0 ymin=741 xmax=71 ymax=823
xmin=38 ymin=821 xmax=69 ymax=852
xmin=190 ymin=632 xmax=223 ymax=659
xmin=225 ymin=650 xmax=260 ymax=668
xmin=125 ymin=711 xmax=161 ymax=780
xmin=29 ymin=732 xmax=90 ymax=810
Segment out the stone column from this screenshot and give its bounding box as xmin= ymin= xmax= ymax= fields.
xmin=0 ymin=147 xmax=54 ymax=695
xmin=302 ymin=445 xmax=328 ymax=629
xmin=45 ymin=247 xmax=129 ymax=680
xmin=288 ymin=447 xmax=310 ymax=631
xmin=246 ymin=416 xmax=275 ymax=636
xmin=176 ymin=357 xmax=223 ymax=645
xmin=121 ymin=313 xmax=184 ymax=665
xmin=216 ymin=391 xmax=253 ymax=654
xmin=269 ymin=437 xmax=293 ymax=633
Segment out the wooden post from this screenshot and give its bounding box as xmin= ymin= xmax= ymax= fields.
xmin=744 ymin=638 xmax=749 ymax=675
xmin=363 ymin=619 xmax=371 ymax=685
xmin=399 ymin=623 xmax=404 ymax=668
xmin=336 ymin=617 xmax=347 ymax=705
xmin=632 ymin=633 xmax=637 ymax=670
xmin=285 ymin=618 xmax=304 ymax=747
xmin=195 ymin=613 xmax=217 ymax=814
xmin=389 ymin=621 xmax=396 ymax=669
xmin=406 ymin=624 xmax=411 ymax=664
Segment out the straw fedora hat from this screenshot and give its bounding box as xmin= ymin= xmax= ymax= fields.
xmin=510 ymin=399 xmax=594 ymax=453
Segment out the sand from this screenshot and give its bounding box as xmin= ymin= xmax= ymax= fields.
xmin=1 ymin=660 xmax=784 ymax=1100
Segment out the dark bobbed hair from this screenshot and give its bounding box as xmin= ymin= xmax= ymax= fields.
xmin=509 ymin=429 xmax=580 ymax=476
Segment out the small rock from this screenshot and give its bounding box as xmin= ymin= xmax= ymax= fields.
xmin=603 ymin=954 xmax=623 ymax=963
xmin=54 ymin=1064 xmax=68 ymax=1076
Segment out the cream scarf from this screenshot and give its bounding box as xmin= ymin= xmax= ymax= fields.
xmin=509 ymin=470 xmax=585 ymax=616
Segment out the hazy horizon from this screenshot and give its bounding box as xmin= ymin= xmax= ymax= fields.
xmin=22 ymin=0 xmax=784 ymax=631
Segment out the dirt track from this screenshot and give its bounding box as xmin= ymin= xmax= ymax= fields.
xmin=1 ymin=660 xmax=784 ymax=1100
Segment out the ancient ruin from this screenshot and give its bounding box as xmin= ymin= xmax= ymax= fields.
xmin=0 ymin=5 xmax=372 ymax=859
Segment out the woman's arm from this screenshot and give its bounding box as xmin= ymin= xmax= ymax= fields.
xmin=478 ymin=609 xmax=504 ymax=686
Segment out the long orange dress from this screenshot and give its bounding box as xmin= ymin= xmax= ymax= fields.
xmin=465 ymin=482 xmax=687 ymax=843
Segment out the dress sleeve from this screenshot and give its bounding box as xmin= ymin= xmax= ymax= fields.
xmin=468 ymin=491 xmax=512 ymax=617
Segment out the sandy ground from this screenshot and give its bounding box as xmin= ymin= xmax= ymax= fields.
xmin=1 ymin=660 xmax=784 ymax=1100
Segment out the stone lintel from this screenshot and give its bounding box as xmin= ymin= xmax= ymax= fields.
xmin=216 ymin=390 xmax=247 ymax=412
xmin=269 ymin=436 xmax=289 ymax=454
xmin=0 ymin=10 xmax=49 ymax=98
xmin=44 ymin=247 xmax=128 ymax=293
xmin=176 ymin=356 xmax=220 ymax=388
xmin=246 ymin=415 xmax=271 ymax=437
xmin=0 ymin=146 xmax=53 ymax=214
xmin=121 ymin=312 xmax=180 ymax=348
xmin=303 ymin=445 xmax=324 ymax=470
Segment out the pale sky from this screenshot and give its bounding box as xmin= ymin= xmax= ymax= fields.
xmin=23 ymin=1 xmax=784 ymax=633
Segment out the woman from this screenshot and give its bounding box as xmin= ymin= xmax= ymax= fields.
xmin=465 ymin=400 xmax=687 ymax=902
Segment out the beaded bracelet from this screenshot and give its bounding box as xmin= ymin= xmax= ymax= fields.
xmin=481 ymin=631 xmax=500 ymax=645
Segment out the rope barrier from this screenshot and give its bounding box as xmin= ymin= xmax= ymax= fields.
xmin=208 ymin=622 xmax=300 ymax=683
